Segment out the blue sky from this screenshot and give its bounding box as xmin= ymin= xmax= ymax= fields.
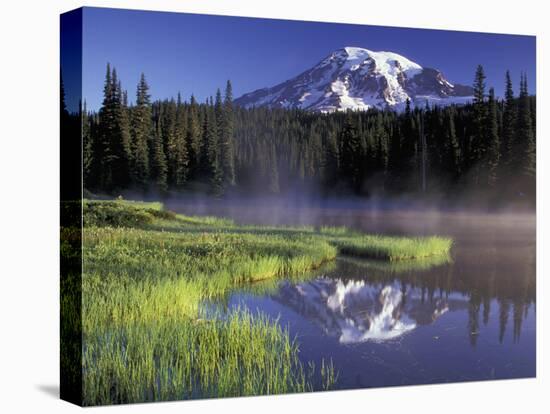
xmin=79 ymin=7 xmax=536 ymax=111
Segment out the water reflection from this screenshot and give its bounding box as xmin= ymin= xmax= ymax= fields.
xmin=334 ymin=245 xmax=535 ymax=344
xmin=211 ymin=247 xmax=535 ymax=348
xmin=189 ymin=204 xmax=536 ymax=385
xmin=273 ymin=278 xmax=444 ymax=343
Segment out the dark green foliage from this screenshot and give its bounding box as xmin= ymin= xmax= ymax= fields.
xmin=185 ymin=95 xmax=201 ymax=180
xmin=470 ymin=65 xmax=488 ymax=185
xmin=444 ymin=107 xmax=461 ymax=182
xmin=501 ymin=71 xmax=516 ymax=172
xmin=195 ymin=101 xmax=219 ymax=194
xmin=487 ymin=88 xmax=500 ymax=187
xmin=340 ymin=113 xmax=362 ymax=192
xmin=517 ymin=74 xmax=535 ymax=193
xmin=97 ymin=65 xmax=131 ymax=191
xmin=82 ymin=101 xmax=93 ymax=186
xmin=82 ymin=65 xmax=535 ymax=205
xmin=268 ymin=142 xmax=280 ymax=194
xmin=83 ymin=201 xmax=178 ymax=228
xmin=323 ymin=130 xmax=340 ymax=187
xmin=150 ymin=119 xmax=168 ymax=193
xmin=159 ymin=98 xmax=179 ymax=187
xmin=221 ymin=80 xmax=236 ymax=186
xmin=83 ymin=201 xmax=154 ymax=227
xmin=130 ymin=73 xmax=152 ymax=188
xmin=173 ymin=93 xmax=190 ymax=188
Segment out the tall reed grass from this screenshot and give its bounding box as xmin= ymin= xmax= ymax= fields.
xmin=81 ymin=200 xmax=451 ymax=404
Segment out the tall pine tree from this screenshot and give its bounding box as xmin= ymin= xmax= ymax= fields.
xmin=444 ymin=106 xmax=461 ymax=183
xmin=221 ymin=80 xmax=236 ymax=187
xmin=471 ymin=64 xmax=487 ymax=186
xmin=173 ymin=92 xmax=189 ymax=188
xmin=150 ymin=119 xmax=168 ymax=193
xmin=517 ymin=74 xmax=535 ymax=190
xmin=130 ymin=73 xmax=152 ymax=189
xmin=186 ymin=95 xmax=201 ymax=180
xmin=486 ymin=87 xmax=500 ymax=187
xmin=501 ymin=71 xmax=516 ymax=172
xmin=97 ymin=65 xmax=131 ymax=191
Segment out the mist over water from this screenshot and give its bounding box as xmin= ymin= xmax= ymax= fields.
xmin=164 ymin=194 xmax=535 ymax=237
xmin=191 ymin=196 xmax=536 ymax=389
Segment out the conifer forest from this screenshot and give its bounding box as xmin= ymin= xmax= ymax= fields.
xmin=64 ymin=64 xmax=535 ymax=205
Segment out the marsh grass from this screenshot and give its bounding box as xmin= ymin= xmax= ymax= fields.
xmin=337 ymin=253 xmax=452 ymax=274
xmin=81 ymin=200 xmax=451 ymax=405
xmin=330 ymin=234 xmax=453 ymax=261
xmin=82 ymin=201 xmax=339 ymax=405
xmin=83 ymin=309 xmax=325 ymax=404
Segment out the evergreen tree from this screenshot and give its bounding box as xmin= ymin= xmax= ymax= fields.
xmin=82 ymin=67 xmax=535 ymax=205
xmin=374 ymin=113 xmax=389 ymax=175
xmin=161 ymin=98 xmax=178 ymax=187
xmin=400 ymin=99 xmax=418 ymax=189
xmin=60 ymin=72 xmax=68 ymax=116
xmin=388 ymin=119 xmax=402 ymax=188
xmin=97 ymin=65 xmax=131 ymax=191
xmin=268 ymin=142 xmax=280 ymax=194
xmin=97 ymin=63 xmax=114 ymax=189
xmin=221 ymin=80 xmax=236 ymax=186
xmin=340 ymin=113 xmax=362 ymax=192
xmin=444 ymin=107 xmax=461 ymax=182
xmin=150 ymin=119 xmax=168 ymax=192
xmin=517 ymin=74 xmax=535 ymax=189
xmin=82 ymin=101 xmax=93 ymax=187
xmin=214 ymin=89 xmax=225 ymax=188
xmin=501 ymin=71 xmax=516 ymax=171
xmin=323 ymin=130 xmax=339 ymax=187
xmin=131 ymin=73 xmax=152 ymax=189
xmin=199 ymin=103 xmax=222 ymax=194
xmin=486 ymin=87 xmax=500 ymax=187
xmin=486 ymin=88 xmax=500 ymax=187
xmin=174 ymin=92 xmax=189 ymax=188
xmin=186 ymin=95 xmax=201 ymax=180
xmin=471 ymin=64 xmax=487 ymax=185
xmin=118 ymin=82 xmax=132 ymax=184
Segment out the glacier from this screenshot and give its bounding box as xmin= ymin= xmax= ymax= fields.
xmin=235 ymin=46 xmax=474 ymax=112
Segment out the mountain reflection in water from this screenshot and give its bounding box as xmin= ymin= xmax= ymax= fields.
xmin=184 ymin=204 xmax=535 ymax=386
xmin=273 ymin=278 xmax=463 ymax=343
xmin=280 ymin=279 xmax=416 ymax=343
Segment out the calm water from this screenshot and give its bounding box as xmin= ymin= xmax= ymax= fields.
xmin=168 ymin=200 xmax=536 ymax=388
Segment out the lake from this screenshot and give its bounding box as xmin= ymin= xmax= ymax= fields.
xmin=167 ymin=199 xmax=536 ymax=389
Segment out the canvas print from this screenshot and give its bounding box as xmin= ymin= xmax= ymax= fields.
xmin=60 ymin=7 xmax=536 ymax=406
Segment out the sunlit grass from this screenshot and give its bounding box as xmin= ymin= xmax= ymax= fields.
xmin=82 ymin=200 xmax=338 ymax=405
xmin=83 ymin=309 xmax=323 ymax=405
xmin=337 ymin=253 xmax=452 ymax=274
xmin=87 ymin=198 xmax=164 ymax=211
xmin=330 ymin=234 xmax=453 ymax=261
xmin=81 ymin=199 xmax=452 ymax=404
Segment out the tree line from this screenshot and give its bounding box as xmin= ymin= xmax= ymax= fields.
xmin=82 ymin=64 xmax=235 ymax=196
xmin=74 ymin=64 xmax=535 ymax=204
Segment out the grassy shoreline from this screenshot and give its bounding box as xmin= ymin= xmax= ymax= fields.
xmin=81 ymin=200 xmax=451 ymax=405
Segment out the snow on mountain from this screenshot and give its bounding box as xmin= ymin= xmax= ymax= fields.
xmin=235 ymin=47 xmax=474 ymax=112
xmin=272 ymin=278 xmax=462 ymax=344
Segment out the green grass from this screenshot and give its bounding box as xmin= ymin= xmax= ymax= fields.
xmin=80 ymin=200 xmax=452 ymax=405
xmin=337 ymin=253 xmax=452 ymax=274
xmin=82 ymin=201 xmax=338 ymax=405
xmin=330 ymin=234 xmax=453 ymax=261
xmin=86 ymin=198 xmax=164 ymax=211
xmin=84 ymin=310 xmax=320 ymax=404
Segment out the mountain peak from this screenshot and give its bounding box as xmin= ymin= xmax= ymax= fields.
xmin=235 ymin=47 xmax=473 ymax=112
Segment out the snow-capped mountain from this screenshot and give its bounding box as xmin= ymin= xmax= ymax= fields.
xmin=235 ymin=47 xmax=474 ymax=112
xmin=272 ymin=278 xmax=466 ymax=344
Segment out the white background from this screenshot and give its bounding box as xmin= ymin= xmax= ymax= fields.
xmin=0 ymin=0 xmax=547 ymax=412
